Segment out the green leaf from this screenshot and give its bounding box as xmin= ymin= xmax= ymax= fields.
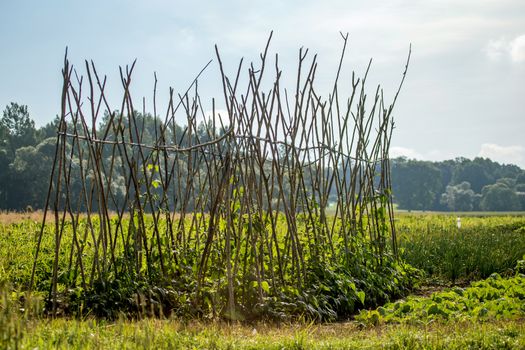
xmin=261 ymin=281 xmax=270 ymax=294
xmin=218 ymin=218 xmax=227 ymax=231
xmin=357 ymin=290 xmax=366 ymax=305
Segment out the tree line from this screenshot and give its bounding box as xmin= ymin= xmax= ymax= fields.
xmin=391 ymin=157 xmax=525 ymax=211
xmin=0 ymin=102 xmax=212 ymax=211
xmin=1 ymin=102 xmax=524 ymax=212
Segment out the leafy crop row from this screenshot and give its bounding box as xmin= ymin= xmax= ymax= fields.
xmin=357 ymin=258 xmax=525 ymax=325
xmin=2 ymin=215 xmax=419 ymax=321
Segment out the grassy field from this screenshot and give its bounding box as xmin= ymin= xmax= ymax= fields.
xmin=3 ymin=317 xmax=525 ymax=349
xmin=396 ymin=213 xmax=525 ymax=282
xmin=1 ymin=212 xmax=525 ymax=349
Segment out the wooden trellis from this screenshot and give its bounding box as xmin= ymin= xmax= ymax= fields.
xmin=31 ymin=33 xmax=409 ymax=319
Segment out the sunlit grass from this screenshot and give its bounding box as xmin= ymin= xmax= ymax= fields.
xmin=397 ymin=214 xmax=525 ymax=282
xmin=2 ymin=213 xmax=525 ymax=348
xmin=3 ymin=317 xmax=524 ymax=349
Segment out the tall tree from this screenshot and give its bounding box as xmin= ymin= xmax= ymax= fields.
xmin=1 ymin=103 xmax=36 ymax=156
xmin=451 ymin=158 xmax=494 ymax=193
xmin=391 ymin=158 xmax=443 ymax=210
xmin=0 ymin=103 xmax=38 ymax=209
xmin=440 ymin=181 xmax=479 ymax=211
xmin=480 ymin=182 xmax=520 ymax=211
xmin=8 ymin=139 xmax=56 ymax=209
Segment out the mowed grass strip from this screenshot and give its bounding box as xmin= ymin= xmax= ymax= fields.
xmin=4 ymin=318 xmax=524 ymax=349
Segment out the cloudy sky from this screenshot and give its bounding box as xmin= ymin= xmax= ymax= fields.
xmin=1 ymin=0 xmax=524 ymax=167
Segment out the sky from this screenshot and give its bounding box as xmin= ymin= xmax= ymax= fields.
xmin=1 ymin=0 xmax=524 ymax=168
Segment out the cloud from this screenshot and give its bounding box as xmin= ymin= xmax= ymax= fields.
xmin=485 ymin=38 xmax=508 ymax=61
xmin=390 ymin=143 xmax=525 ymax=169
xmin=390 ymin=146 xmax=423 ymax=159
xmin=390 ymin=146 xmax=457 ymax=162
xmin=510 ymin=34 xmax=525 ymax=62
xmin=485 ymin=34 xmax=525 ymax=63
xmin=478 ymin=143 xmax=525 ymax=168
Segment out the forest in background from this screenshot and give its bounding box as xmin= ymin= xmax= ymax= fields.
xmin=1 ymin=102 xmax=524 ymax=212
xmin=391 ymin=156 xmax=525 ymax=211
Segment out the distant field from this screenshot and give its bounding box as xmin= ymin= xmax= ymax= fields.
xmin=395 ymin=209 xmax=525 ymax=217
xmin=1 ymin=208 xmax=522 ymax=225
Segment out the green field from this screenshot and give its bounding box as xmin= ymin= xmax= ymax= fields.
xmin=1 ymin=212 xmax=525 ymax=349
xmin=2 ymin=318 xmax=525 ymax=349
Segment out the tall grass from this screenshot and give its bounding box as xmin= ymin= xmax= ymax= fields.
xmin=2 ymin=308 xmax=524 ymax=349
xmin=397 ymin=215 xmax=525 ymax=282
